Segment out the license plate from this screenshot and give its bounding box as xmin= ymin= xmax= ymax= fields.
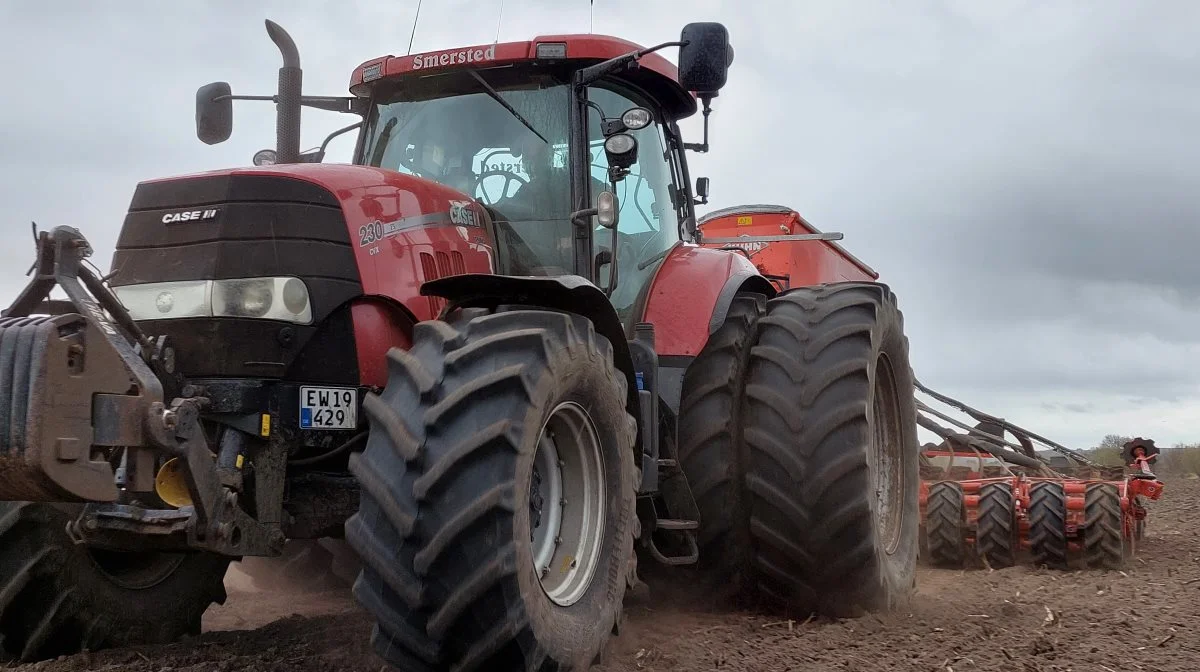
xmin=299 ymin=386 xmax=358 ymax=430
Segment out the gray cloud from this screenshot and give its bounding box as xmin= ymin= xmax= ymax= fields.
xmin=2 ymin=0 xmax=1198 ymax=449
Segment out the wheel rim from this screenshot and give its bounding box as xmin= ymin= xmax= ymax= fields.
xmin=529 ymin=401 xmax=606 ymax=607
xmin=870 ymin=353 xmax=905 ymax=554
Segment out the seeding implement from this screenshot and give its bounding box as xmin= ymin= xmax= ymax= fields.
xmin=913 ymin=383 xmax=1164 ymax=571
xmin=0 ymin=19 xmax=923 ymax=671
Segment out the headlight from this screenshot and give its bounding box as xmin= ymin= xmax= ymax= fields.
xmin=111 ymin=277 xmax=313 ymax=324
xmin=112 ymin=280 xmax=209 ymax=320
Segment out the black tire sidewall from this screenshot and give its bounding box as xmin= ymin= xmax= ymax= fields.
xmin=512 ymin=331 xmax=635 ymax=664
xmin=868 ymin=300 xmax=920 ymax=604
xmin=1 ymin=503 xmax=229 ymax=658
xmin=926 ymin=481 xmax=966 ymax=566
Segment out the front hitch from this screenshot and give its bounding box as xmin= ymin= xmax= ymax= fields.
xmin=0 ymin=225 xmax=282 ymax=557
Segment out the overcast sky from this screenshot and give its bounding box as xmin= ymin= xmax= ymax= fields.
xmin=2 ymin=1 xmax=1197 ymax=450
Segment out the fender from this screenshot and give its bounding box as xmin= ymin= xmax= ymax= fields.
xmin=640 ymin=244 xmax=775 ymax=358
xmin=421 ymin=273 xmax=639 ymax=415
xmin=350 ymin=296 xmax=417 ymax=388
xmin=708 ymin=270 xmax=777 ymax=335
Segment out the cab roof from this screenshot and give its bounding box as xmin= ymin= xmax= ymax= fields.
xmin=349 ymin=34 xmax=699 ymax=120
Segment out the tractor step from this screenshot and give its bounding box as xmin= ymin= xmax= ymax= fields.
xmin=647 ymin=526 xmax=700 ymax=566
xmin=657 ymin=458 xmax=678 ymax=469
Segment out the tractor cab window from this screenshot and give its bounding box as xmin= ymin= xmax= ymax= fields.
xmin=586 ymin=85 xmax=683 ymax=315
xmin=360 ymin=69 xmax=576 ymax=276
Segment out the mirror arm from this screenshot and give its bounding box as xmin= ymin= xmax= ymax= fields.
xmin=569 ymin=207 xmax=599 ymax=227
xmin=211 ymin=94 xmax=363 ymax=115
xmin=214 ymin=94 xmax=274 ymax=103
xmin=576 ymin=40 xmax=686 ymax=87
xmin=683 ymin=96 xmax=714 ymax=153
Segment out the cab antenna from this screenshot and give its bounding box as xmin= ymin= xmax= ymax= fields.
xmin=406 ymin=0 xmax=423 ymax=55
xmin=495 ymin=0 xmax=507 ymax=43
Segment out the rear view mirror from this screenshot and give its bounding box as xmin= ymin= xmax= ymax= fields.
xmin=678 ymin=23 xmax=733 ymax=95
xmin=196 ymin=82 xmax=233 ymax=145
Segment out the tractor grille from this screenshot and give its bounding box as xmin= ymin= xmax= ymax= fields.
xmin=105 ymin=173 xmax=363 ymax=381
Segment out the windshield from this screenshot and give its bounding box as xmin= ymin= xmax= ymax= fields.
xmin=360 ymin=68 xmax=576 ymax=275
xmin=587 ymin=85 xmax=683 ymax=314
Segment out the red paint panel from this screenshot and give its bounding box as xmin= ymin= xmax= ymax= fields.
xmin=641 ymin=244 xmax=759 ymax=357
xmin=350 ymin=299 xmax=413 ymax=388
xmin=349 ymin=34 xmax=685 ymax=97
xmin=142 ymin=164 xmax=496 ymax=323
xmin=698 ymin=207 xmax=878 ymax=287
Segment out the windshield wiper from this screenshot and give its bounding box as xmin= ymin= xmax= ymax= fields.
xmin=467 ymin=69 xmax=549 ymax=145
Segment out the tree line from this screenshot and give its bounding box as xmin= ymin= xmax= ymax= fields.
xmin=1085 ymin=434 xmax=1200 ymax=475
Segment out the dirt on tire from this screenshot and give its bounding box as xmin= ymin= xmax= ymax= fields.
xmin=8 ymin=476 xmax=1199 ymax=672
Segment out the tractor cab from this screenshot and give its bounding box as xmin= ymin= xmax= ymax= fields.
xmin=199 ymin=25 xmax=734 ymax=319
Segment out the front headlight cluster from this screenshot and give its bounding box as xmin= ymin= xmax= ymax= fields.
xmin=112 ymin=277 xmax=313 ymax=324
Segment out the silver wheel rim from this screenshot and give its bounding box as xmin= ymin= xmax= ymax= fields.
xmin=529 ymin=401 xmax=606 ymax=607
xmin=871 ymin=353 xmax=905 ymax=554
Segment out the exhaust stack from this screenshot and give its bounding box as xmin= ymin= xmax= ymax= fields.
xmin=265 ymin=20 xmax=303 ymax=165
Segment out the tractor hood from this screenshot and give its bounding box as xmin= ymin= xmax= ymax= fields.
xmin=107 ymin=163 xmax=493 ymax=380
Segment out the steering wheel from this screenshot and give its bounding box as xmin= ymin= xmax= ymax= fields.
xmin=473 ymin=169 xmax=530 ymax=206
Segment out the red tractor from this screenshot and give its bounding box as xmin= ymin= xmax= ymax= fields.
xmin=0 ymin=19 xmax=921 ymax=671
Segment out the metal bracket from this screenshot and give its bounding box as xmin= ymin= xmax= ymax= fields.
xmin=700 ymin=232 xmax=844 ymax=244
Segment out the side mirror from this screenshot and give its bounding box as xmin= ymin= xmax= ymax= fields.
xmin=678 ymin=23 xmax=733 ymax=94
xmin=695 ymin=177 xmax=710 ymax=204
xmin=196 ymin=82 xmax=233 ymax=145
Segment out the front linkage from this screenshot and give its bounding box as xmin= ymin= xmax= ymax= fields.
xmin=0 ymin=225 xmax=282 ymax=558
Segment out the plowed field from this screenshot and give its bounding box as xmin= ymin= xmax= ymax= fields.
xmin=10 ymin=478 xmax=1197 ymax=672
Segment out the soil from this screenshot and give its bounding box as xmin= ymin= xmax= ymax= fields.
xmin=7 ymin=477 xmax=1198 ymax=672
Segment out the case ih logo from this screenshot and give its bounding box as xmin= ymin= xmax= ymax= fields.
xmin=412 ymin=44 xmax=496 ymax=70
xmin=449 ymin=201 xmax=481 ymax=228
xmin=161 ymin=209 xmax=219 ymax=224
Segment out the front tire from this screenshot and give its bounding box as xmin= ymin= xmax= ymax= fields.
xmin=0 ymin=502 xmax=230 ymax=662
xmin=737 ymin=283 xmax=921 ymax=617
xmin=345 ymin=310 xmax=638 ymax=672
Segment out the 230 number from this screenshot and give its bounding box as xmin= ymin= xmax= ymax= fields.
xmin=358 ymin=221 xmax=384 ymax=246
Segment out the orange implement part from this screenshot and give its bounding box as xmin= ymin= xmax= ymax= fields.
xmin=696 ymin=205 xmax=877 ymax=288
xmin=919 ymin=462 xmax=1164 ymax=568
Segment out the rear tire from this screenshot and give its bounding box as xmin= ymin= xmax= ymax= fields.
xmin=1083 ymin=483 xmax=1125 ymax=569
xmin=345 ymin=310 xmax=638 ymax=672
xmin=737 ymin=283 xmax=920 ymax=616
xmin=677 ymin=293 xmax=766 ymax=583
xmin=975 ymin=482 xmax=1017 ymax=569
xmin=924 ymin=481 xmax=967 ymax=568
xmin=1028 ymin=481 xmax=1069 ymax=570
xmin=0 ymin=502 xmax=230 ymax=662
